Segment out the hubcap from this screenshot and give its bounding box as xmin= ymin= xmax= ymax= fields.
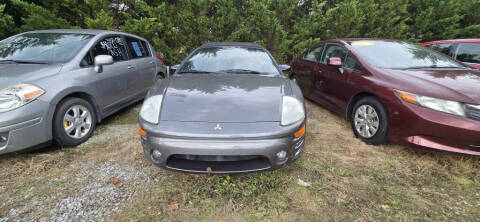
xmin=354 ymin=105 xmax=379 ymax=138
xmin=63 ymin=105 xmax=92 ymax=139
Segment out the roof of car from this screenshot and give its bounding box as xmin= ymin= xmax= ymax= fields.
xmin=421 ymin=39 xmax=480 ymax=46
xmin=21 ymin=29 xmax=149 ymax=42
xmin=199 ymin=42 xmax=264 ymax=49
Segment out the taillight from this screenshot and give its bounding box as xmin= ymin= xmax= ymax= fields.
xmin=157 ymin=55 xmax=164 ymax=63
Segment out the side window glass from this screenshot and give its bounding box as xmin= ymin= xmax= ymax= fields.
xmin=125 ymin=37 xmax=148 ymax=59
xmin=322 ymin=44 xmax=347 ymax=63
xmin=455 ymin=43 xmax=480 ymax=64
xmin=80 ymin=52 xmax=93 ymax=67
xmin=141 ymin=40 xmax=151 ymax=57
xmin=303 ymin=45 xmax=324 ymax=62
xmin=343 ymin=53 xmax=363 ymax=72
xmin=427 ymin=43 xmax=452 ymax=55
xmin=92 ymin=36 xmax=128 ymax=62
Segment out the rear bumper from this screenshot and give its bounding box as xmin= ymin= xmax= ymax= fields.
xmin=389 ymin=102 xmax=480 ymax=155
xmin=140 ymin=121 xmax=305 ymax=173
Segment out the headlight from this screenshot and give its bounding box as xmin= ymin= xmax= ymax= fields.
xmin=281 ymin=96 xmax=305 ymax=126
xmin=0 ymin=84 xmax=45 ymax=113
xmin=139 ymin=95 xmax=163 ymax=124
xmin=394 ymin=90 xmax=465 ymax=117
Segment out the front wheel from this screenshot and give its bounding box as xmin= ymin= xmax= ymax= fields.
xmin=290 ymin=74 xmax=297 ymax=83
xmin=350 ymin=96 xmax=388 ymax=145
xmin=53 ymin=98 xmax=96 ymax=147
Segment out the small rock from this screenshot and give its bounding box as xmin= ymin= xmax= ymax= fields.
xmin=298 ymin=178 xmax=312 ymax=187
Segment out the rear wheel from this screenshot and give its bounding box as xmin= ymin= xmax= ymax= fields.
xmin=53 ymin=97 xmax=96 ymax=147
xmin=350 ymin=96 xmax=388 ymax=145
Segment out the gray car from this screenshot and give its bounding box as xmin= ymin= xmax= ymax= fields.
xmin=138 ymin=42 xmax=306 ymax=173
xmin=0 ymin=29 xmax=166 ymax=154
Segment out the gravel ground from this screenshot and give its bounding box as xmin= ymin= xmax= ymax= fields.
xmin=0 ymin=123 xmax=156 ymax=221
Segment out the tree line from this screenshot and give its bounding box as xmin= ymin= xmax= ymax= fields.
xmin=0 ymin=0 xmax=478 ymax=63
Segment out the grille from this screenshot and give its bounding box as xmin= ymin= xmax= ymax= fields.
xmin=465 ymin=104 xmax=480 ymax=121
xmin=166 ymin=155 xmax=270 ymax=173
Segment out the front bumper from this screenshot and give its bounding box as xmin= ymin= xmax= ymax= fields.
xmin=389 ymin=101 xmax=480 ymax=155
xmin=140 ymin=121 xmax=305 ymax=173
xmin=0 ymin=100 xmax=53 ymax=154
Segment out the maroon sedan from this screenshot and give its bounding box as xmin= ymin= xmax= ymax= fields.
xmin=421 ymin=39 xmax=480 ymax=69
xmin=291 ymin=39 xmax=480 ymax=155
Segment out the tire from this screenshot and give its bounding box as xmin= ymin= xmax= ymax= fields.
xmin=53 ymin=97 xmax=96 ymax=147
xmin=350 ymin=96 xmax=388 ymax=145
xmin=155 ymin=73 xmax=165 ymax=81
xmin=290 ymin=74 xmax=297 ymax=83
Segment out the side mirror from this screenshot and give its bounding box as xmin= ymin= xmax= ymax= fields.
xmin=94 ymin=55 xmax=114 ymax=73
xmin=327 ymin=57 xmax=342 ymax=67
xmin=168 ymin=64 xmax=181 ymax=76
xmin=279 ymin=64 xmax=291 ymax=71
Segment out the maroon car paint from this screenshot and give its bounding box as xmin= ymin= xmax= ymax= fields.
xmin=292 ymin=39 xmax=480 ymax=155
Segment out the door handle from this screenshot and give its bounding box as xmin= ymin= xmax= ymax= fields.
xmin=149 ymin=61 xmax=155 ymax=64
xmin=127 ymin=65 xmax=135 ymax=69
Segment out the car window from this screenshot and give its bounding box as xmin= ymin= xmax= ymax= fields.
xmin=178 ymin=47 xmax=280 ymax=75
xmin=303 ymin=44 xmax=324 ymax=62
xmin=322 ymin=44 xmax=347 ymax=63
xmin=455 ymin=43 xmax=480 ymax=64
xmin=80 ymin=52 xmax=93 ymax=67
xmin=343 ymin=53 xmax=363 ymax=72
xmin=427 ymin=43 xmax=452 ymax=55
xmin=92 ymin=36 xmax=128 ymax=62
xmin=141 ymin=40 xmax=151 ymax=57
xmin=125 ymin=36 xmax=149 ymax=59
xmin=350 ymin=41 xmax=464 ymax=69
xmin=0 ymin=33 xmax=93 ymax=63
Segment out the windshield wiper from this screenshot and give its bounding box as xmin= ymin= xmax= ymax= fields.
xmin=217 ymin=69 xmax=265 ymax=74
xmin=177 ymin=70 xmax=217 ymax=74
xmin=0 ymin=59 xmax=49 ymax=64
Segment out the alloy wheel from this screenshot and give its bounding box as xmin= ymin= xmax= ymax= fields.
xmin=63 ymin=105 xmax=92 ymax=139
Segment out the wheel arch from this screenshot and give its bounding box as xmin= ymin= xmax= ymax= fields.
xmin=346 ymin=92 xmax=385 ymax=121
xmin=51 ymin=89 xmax=102 ymax=124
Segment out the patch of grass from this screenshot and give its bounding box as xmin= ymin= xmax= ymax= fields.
xmin=2 ymin=100 xmax=480 ymax=221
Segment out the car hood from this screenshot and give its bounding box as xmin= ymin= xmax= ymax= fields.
xmin=160 ymin=74 xmax=289 ymax=122
xmin=0 ymin=63 xmax=63 ymax=89
xmin=382 ymin=68 xmax=480 ymax=104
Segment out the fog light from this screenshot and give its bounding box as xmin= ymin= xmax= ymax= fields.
xmin=152 ymin=149 xmax=162 ymax=160
xmin=0 ymin=132 xmax=8 ymax=147
xmin=276 ymin=151 xmax=287 ymax=160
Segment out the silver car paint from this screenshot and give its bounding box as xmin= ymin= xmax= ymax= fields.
xmin=140 ymin=44 xmax=306 ymax=172
xmin=0 ymin=29 xmax=166 ymax=154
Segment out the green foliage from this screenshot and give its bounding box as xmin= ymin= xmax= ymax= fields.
xmin=0 ymin=0 xmax=479 ymax=64
xmin=0 ymin=4 xmax=15 ymax=39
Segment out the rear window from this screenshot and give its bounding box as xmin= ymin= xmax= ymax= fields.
xmin=455 ymin=43 xmax=480 ymax=64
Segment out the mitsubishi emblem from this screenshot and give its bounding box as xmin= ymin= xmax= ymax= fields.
xmin=214 ymin=123 xmax=222 ymax=131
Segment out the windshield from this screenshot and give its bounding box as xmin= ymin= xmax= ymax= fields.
xmin=350 ymin=41 xmax=466 ymax=69
xmin=0 ymin=33 xmax=94 ymax=64
xmin=178 ymin=47 xmax=280 ymax=74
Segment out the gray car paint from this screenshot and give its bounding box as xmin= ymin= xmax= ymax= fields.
xmin=139 ymin=43 xmax=306 ymax=173
xmin=0 ymin=29 xmax=166 ymax=154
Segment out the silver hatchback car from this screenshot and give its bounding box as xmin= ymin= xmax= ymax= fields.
xmin=0 ymin=29 xmax=166 ymax=154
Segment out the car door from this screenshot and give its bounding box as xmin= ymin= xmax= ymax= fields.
xmin=453 ymin=43 xmax=480 ymax=69
xmin=294 ymin=44 xmax=324 ymax=98
xmin=88 ymin=35 xmax=139 ymax=112
xmin=124 ymin=36 xmax=157 ymax=95
xmin=315 ymin=43 xmax=351 ymax=114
